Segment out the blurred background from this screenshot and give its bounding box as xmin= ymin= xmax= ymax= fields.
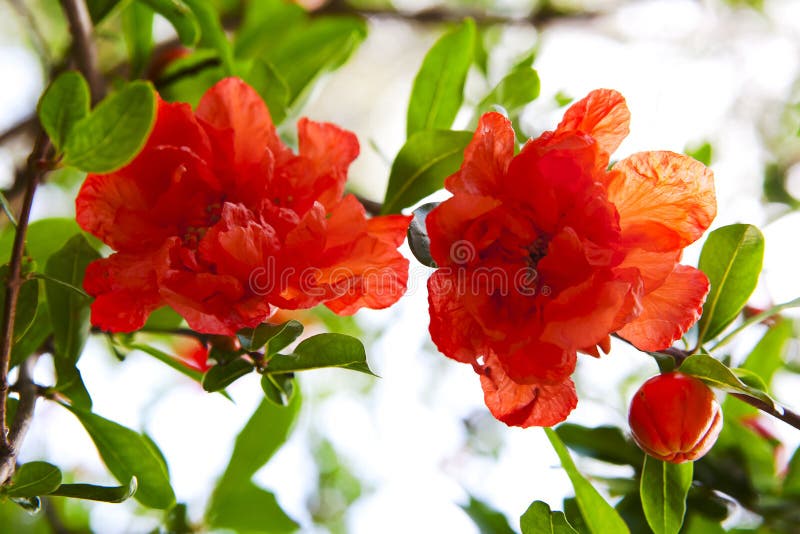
xmin=2 ymin=0 xmax=800 ymax=532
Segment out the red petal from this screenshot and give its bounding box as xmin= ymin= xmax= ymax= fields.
xmin=497 ymin=341 xmax=577 ymax=385
xmin=607 ymin=151 xmax=716 ymax=252
xmin=426 ymin=194 xmax=500 ymax=267
xmin=445 ymin=112 xmax=515 ymax=196
xmin=556 ymin=89 xmax=630 ymax=163
xmin=617 ymin=265 xmax=709 ymax=351
xmin=427 ymin=270 xmax=487 ymax=364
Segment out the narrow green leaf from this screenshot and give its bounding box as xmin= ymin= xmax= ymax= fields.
xmin=45 ymin=235 xmax=100 ymax=365
xmin=739 ymin=319 xmax=793 ymax=387
xmin=266 ymin=333 xmax=374 ymax=376
xmin=679 ymin=353 xmax=773 ymax=407
xmin=5 ymin=462 xmax=62 ymax=498
xmin=381 ymin=129 xmax=472 ymax=214
xmin=520 ymin=501 xmax=579 ymax=534
xmin=52 ymin=362 xmax=92 ymax=410
xmin=261 ymin=373 xmax=295 ymax=406
xmin=182 ymin=0 xmax=235 ymax=75
xmin=407 ymin=19 xmax=475 ymax=136
xmin=544 ymin=428 xmax=630 ymax=534
xmin=137 ymin=0 xmax=199 ymax=46
xmin=407 ymin=202 xmax=439 ymax=267
xmin=554 ymin=424 xmax=643 ymax=467
xmin=244 ymin=60 xmax=290 ymax=126
xmin=477 ymin=67 xmax=540 ymax=117
xmin=50 ymin=477 xmax=137 ymax=503
xmin=61 ymin=404 xmax=176 ymax=509
xmin=63 ymin=81 xmax=157 ymax=173
xmin=640 ymin=456 xmax=693 ymax=534
xmin=122 ymin=1 xmax=154 ymax=78
xmin=37 ymin=71 xmax=90 ymax=151
xmin=237 ymin=320 xmax=304 ymax=354
xmin=202 ymin=358 xmax=254 ymax=392
xmin=129 ymin=343 xmax=203 ymax=383
xmin=697 ymin=224 xmax=765 ymax=343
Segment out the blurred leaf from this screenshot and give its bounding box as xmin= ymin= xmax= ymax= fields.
xmin=697 ymin=224 xmax=764 ymax=343
xmin=520 ymin=500 xmax=578 ymax=534
xmin=50 ymin=477 xmax=137 ymax=503
xmin=183 ymin=0 xmax=234 ymax=75
xmin=87 ymin=0 xmax=122 ymax=23
xmin=266 ymin=333 xmax=374 ymax=376
xmin=37 ymin=71 xmax=89 ymax=151
xmin=381 ymin=130 xmax=472 ymax=214
xmin=237 ymin=320 xmax=304 ymax=354
xmin=0 ymin=265 xmax=39 ymax=360
xmin=739 ymin=319 xmax=793 ymax=387
xmin=640 ymin=456 xmax=693 ymax=534
xmin=244 ymin=59 xmax=290 ymax=126
xmin=202 ymin=358 xmax=254 ymax=392
xmin=544 ymin=428 xmax=630 ymax=534
xmin=0 ymin=218 xmax=83 ymax=265
xmin=261 ymin=373 xmax=295 ymax=406
xmin=730 ymin=367 xmax=769 ymax=393
xmin=128 ymin=343 xmax=203 ymax=383
xmin=407 ymin=19 xmax=475 ymax=136
xmin=4 ymin=462 xmax=62 ymax=498
xmin=685 ymin=142 xmax=713 ymax=166
xmin=477 ymin=67 xmax=540 ymax=117
xmin=11 ymin=299 xmax=52 ymax=370
xmin=461 ymin=495 xmax=514 ymax=534
xmin=62 ymin=404 xmax=175 ymax=509
xmin=554 ymin=91 xmax=574 ymax=107
xmin=681 ymin=514 xmax=725 ymax=534
xmin=143 ymin=306 xmax=184 ymax=330
xmin=680 ymin=354 xmax=773 ymax=407
xmin=10 ymin=496 xmax=41 ymax=513
xmin=235 ymin=0 xmax=306 ymax=58
xmin=763 ymin=163 xmax=800 ymax=209
xmin=52 ymin=363 xmax=92 ymax=410
xmin=555 ymin=424 xmax=643 ymax=467
xmin=407 ymin=202 xmax=439 ymax=267
xmin=138 ymin=0 xmax=200 ymax=46
xmin=63 ymin=82 xmax=157 ymax=173
xmin=784 ymin=447 xmax=800 ymax=496
xmin=122 ymin=2 xmax=154 ymax=79
xmin=207 ymin=481 xmax=297 ymax=533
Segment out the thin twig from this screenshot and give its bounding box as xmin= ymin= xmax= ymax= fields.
xmin=60 ymin=0 xmax=104 ymax=102
xmin=0 ymin=354 xmax=41 ymax=484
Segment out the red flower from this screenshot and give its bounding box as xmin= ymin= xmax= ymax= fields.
xmin=426 ymin=90 xmax=716 ymax=427
xmin=77 ymin=78 xmax=411 ymax=335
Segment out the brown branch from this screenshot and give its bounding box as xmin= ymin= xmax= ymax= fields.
xmin=0 ymin=355 xmax=41 ymax=484
xmin=60 ymin=0 xmax=104 ymax=102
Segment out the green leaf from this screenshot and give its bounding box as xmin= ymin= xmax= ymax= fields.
xmin=45 ymin=235 xmax=100 ymax=365
xmin=122 ymin=2 xmax=154 ymax=79
xmin=266 ymin=333 xmax=374 ymax=376
xmin=235 ymin=0 xmax=305 ymax=58
xmin=244 ymin=60 xmax=290 ymax=126
xmin=52 ymin=362 xmax=92 ymax=410
xmin=10 ymin=299 xmax=52 ymax=369
xmin=37 ymin=71 xmax=90 ymax=151
xmin=4 ymin=462 xmax=62 ymax=498
xmin=520 ymin=501 xmax=579 ymax=534
xmin=697 ymin=224 xmax=765 ymax=343
xmin=143 ymin=306 xmax=185 ymax=330
xmin=739 ymin=319 xmax=793 ymax=387
xmin=730 ymin=367 xmax=770 ymax=392
xmin=461 ymin=495 xmax=515 ymax=534
xmin=640 ymin=456 xmax=693 ymax=534
xmin=381 ymin=130 xmax=472 ymax=214
xmin=544 ymin=428 xmax=630 ymax=534
xmin=0 ymin=218 xmax=83 ymax=266
xmin=685 ymin=142 xmax=713 ymax=166
xmin=784 ymin=446 xmax=800 ymax=496
xmin=63 ymin=81 xmax=157 ymax=173
xmin=61 ymin=404 xmax=175 ymax=509
xmin=477 ymin=67 xmax=540 ymax=117
xmin=129 ymin=343 xmax=203 ymax=383
xmin=237 ymin=320 xmax=304 ymax=354
xmin=679 ymin=353 xmax=773 ymax=407
xmin=554 ymin=424 xmax=643 ymax=467
xmin=407 ymin=19 xmax=475 ymax=136
xmin=207 ymin=481 xmax=297 ymax=533
xmin=50 ymin=477 xmax=137 ymax=503
xmin=182 ymin=0 xmax=235 ymax=75
xmin=202 ymin=358 xmax=254 ymax=392
xmin=137 ymin=0 xmax=199 ymax=46
xmin=407 ymin=202 xmax=439 ymax=267
xmin=87 ymin=0 xmax=122 ymax=23
xmin=261 ymin=373 xmax=295 ymax=406
xmin=0 ymin=265 xmax=40 ymax=360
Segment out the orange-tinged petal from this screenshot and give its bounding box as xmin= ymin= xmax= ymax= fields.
xmin=480 ymin=356 xmax=577 ymax=428
xmin=426 ymin=194 xmax=501 ymax=267
xmin=497 ymin=341 xmax=577 ymax=385
xmin=617 ymin=265 xmax=709 ymax=351
xmin=607 ymin=151 xmax=716 ymax=252
xmin=427 ymin=270 xmax=488 ymax=364
xmin=619 ymin=248 xmax=681 ymax=292
xmin=446 ymin=112 xmax=515 ymax=196
xmin=557 ymin=89 xmax=630 ymax=160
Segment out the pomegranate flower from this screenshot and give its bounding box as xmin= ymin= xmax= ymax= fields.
xmin=426 ymin=89 xmax=716 ymax=427
xmin=77 ymin=78 xmax=411 ymax=335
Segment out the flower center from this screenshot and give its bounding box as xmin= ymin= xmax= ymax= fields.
xmin=527 ymin=235 xmax=549 ymax=266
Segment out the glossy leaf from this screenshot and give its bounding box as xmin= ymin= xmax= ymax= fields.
xmin=555 ymin=424 xmax=643 ymax=467
xmin=407 ymin=19 xmax=475 ymax=136
xmin=63 ymin=81 xmax=157 ymax=173
xmin=237 ymin=320 xmax=304 ymax=354
xmin=182 ymin=0 xmax=234 ymax=75
xmin=4 ymin=462 xmax=62 ymax=498
xmin=640 ymin=456 xmax=693 ymax=534
xmin=62 ymin=404 xmax=175 ymax=509
xmin=138 ymin=0 xmax=199 ymax=46
xmin=544 ymin=428 xmax=630 ymax=534
xmin=697 ymin=224 xmax=764 ymax=343
xmin=381 ymin=130 xmax=472 ymax=214
xmin=122 ymin=2 xmax=154 ymax=79
xmin=50 ymin=478 xmax=137 ymax=503
xmin=521 ymin=501 xmax=579 ymax=534
xmin=477 ymin=67 xmax=540 ymax=117
xmin=261 ymin=373 xmax=295 ymax=406
xmin=266 ymin=333 xmax=374 ymax=376
xmin=45 ymin=235 xmax=100 ymax=365
xmin=202 ymin=358 xmax=254 ymax=392
xmin=407 ymin=202 xmax=439 ymax=267
xmin=680 ymin=353 xmax=773 ymax=407
xmin=37 ymin=71 xmax=90 ymax=151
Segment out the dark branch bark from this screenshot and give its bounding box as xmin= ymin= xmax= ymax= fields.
xmin=60 ymin=0 xmax=104 ymax=102
xmin=0 ymin=355 xmax=41 ymax=484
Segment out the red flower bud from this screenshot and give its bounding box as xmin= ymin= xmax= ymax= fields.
xmin=628 ymin=372 xmax=722 ymax=463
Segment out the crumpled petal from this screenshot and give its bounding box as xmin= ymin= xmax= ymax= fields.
xmin=446 ymin=112 xmax=515 ymax=196
xmin=556 ymin=88 xmax=630 ymax=163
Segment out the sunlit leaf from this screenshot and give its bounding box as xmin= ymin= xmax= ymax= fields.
xmin=640 ymin=456 xmax=693 ymax=534
xmin=679 ymin=354 xmax=773 ymax=407
xmin=477 ymin=67 xmax=540 ymax=117
xmin=266 ymin=333 xmax=374 ymax=376
xmin=37 ymin=71 xmax=90 ymax=151
xmin=520 ymin=500 xmax=578 ymax=534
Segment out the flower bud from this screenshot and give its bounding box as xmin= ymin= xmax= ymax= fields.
xmin=628 ymin=372 xmax=722 ymax=463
